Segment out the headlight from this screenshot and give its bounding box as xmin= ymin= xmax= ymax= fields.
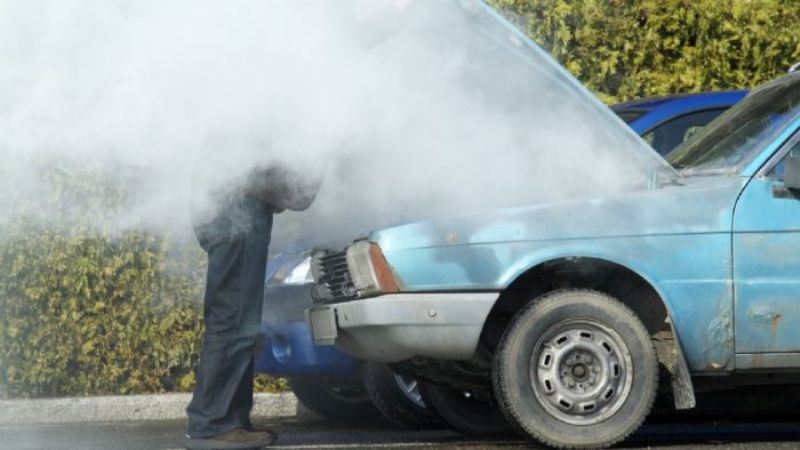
xmin=269 ymin=254 xmax=313 ymax=285
xmin=346 ymin=241 xmax=400 ymax=297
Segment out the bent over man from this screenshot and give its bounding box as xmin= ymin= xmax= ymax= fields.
xmin=185 ymin=164 xmax=321 ymax=450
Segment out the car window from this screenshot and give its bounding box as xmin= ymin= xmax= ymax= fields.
xmin=767 ymin=135 xmax=800 ymax=180
xmin=641 ymin=109 xmax=727 ymax=156
xmin=669 ymin=76 xmax=800 ymax=175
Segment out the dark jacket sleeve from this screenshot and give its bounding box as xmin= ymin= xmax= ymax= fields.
xmin=244 ymin=164 xmax=322 ymax=212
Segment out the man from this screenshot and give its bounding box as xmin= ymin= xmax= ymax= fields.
xmin=185 ymin=164 xmax=321 ymax=450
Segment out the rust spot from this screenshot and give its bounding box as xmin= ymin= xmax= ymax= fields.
xmin=445 ymin=232 xmax=459 ymax=244
xmin=705 ymin=362 xmax=724 ymax=371
xmin=771 ymin=313 xmax=783 ymax=336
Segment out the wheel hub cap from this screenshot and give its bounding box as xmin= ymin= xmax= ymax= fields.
xmin=530 ymin=319 xmax=634 ymax=425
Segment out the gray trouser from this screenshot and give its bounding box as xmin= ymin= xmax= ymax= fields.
xmin=187 ymin=194 xmax=274 ymax=438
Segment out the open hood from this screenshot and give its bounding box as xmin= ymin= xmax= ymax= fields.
xmin=272 ymin=0 xmax=679 ymax=252
xmin=350 ymin=0 xmax=677 ymax=180
xmin=462 ymin=0 xmax=676 ymax=177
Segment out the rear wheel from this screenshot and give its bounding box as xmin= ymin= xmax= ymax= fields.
xmin=288 ymin=376 xmax=378 ymax=421
xmin=493 ymin=289 xmax=658 ymax=449
xmin=417 ymin=381 xmax=512 ymax=436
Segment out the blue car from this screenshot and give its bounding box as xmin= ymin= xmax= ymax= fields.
xmin=304 ymin=8 xmax=800 ymax=446
xmin=255 ymin=89 xmax=743 ymax=427
xmin=612 ymin=90 xmax=747 ymax=155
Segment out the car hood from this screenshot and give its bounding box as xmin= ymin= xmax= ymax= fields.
xmin=461 ymin=0 xmax=677 ymax=176
xmin=371 ymin=175 xmax=746 ymax=252
xmin=354 ymin=0 xmax=676 ymax=178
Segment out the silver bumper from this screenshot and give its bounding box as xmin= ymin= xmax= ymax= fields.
xmin=306 ymin=292 xmax=498 ymax=362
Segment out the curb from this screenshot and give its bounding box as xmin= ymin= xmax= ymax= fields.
xmin=0 ymin=392 xmax=299 ymax=425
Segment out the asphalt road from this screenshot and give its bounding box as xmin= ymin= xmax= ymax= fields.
xmin=2 ymin=416 xmax=800 ymax=450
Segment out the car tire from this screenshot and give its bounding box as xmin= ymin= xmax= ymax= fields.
xmin=417 ymin=381 xmax=512 ymax=436
xmin=493 ymin=289 xmax=658 ymax=449
xmin=288 ymin=376 xmax=379 ymax=421
xmin=364 ymin=363 xmax=442 ymax=429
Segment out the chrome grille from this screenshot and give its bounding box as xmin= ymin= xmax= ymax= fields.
xmin=312 ymin=249 xmax=356 ymax=302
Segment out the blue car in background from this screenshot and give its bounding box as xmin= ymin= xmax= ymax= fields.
xmin=255 ymin=89 xmax=745 ymax=427
xmin=612 ymin=90 xmax=747 ymax=154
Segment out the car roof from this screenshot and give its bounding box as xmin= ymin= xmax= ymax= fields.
xmin=612 ymin=90 xmax=748 ymax=112
xmin=613 ymin=90 xmax=748 ymax=135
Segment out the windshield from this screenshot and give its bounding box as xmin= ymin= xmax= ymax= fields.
xmin=668 ymin=74 xmax=800 ymax=175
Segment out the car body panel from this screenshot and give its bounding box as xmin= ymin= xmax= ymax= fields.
xmin=372 ymin=176 xmax=745 ymax=371
xmin=733 ymin=130 xmax=800 ymax=355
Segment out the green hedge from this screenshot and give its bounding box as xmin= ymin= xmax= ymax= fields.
xmin=493 ymin=0 xmax=800 ymax=102
xmin=0 ymin=166 xmax=286 ymax=398
xmin=2 ymin=0 xmax=799 ymax=398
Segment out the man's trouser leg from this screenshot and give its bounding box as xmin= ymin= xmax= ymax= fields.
xmin=187 ymin=195 xmax=273 ymax=438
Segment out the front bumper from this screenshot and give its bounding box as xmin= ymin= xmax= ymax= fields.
xmin=307 ymin=292 xmax=498 ymax=362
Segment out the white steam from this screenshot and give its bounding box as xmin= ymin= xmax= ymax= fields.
xmin=0 ymin=0 xmax=664 ymax=249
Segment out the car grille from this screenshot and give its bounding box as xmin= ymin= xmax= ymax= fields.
xmin=312 ymin=249 xmax=357 ymax=302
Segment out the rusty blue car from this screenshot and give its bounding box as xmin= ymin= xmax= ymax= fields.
xmin=310 ymin=70 xmax=800 ymax=449
xmin=307 ymin=2 xmax=800 ymax=446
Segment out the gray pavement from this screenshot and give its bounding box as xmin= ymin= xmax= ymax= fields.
xmin=0 ymin=393 xmax=298 ymax=425
xmin=2 ymin=416 xmax=800 ymax=450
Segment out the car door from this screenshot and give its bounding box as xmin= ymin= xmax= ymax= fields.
xmin=733 ymin=130 xmax=800 ymax=368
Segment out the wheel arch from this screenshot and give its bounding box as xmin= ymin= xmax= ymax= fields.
xmin=481 ymin=255 xmax=696 ymax=410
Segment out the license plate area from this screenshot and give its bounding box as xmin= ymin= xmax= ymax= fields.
xmin=308 ymin=307 xmax=338 ymax=345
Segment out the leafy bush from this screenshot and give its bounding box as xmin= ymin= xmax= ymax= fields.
xmin=0 ymin=165 xmax=286 ymax=398
xmin=493 ymin=0 xmax=800 ymax=102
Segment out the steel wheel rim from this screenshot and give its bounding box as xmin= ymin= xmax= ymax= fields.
xmin=529 ymin=318 xmax=634 ymax=426
xmin=393 ymin=374 xmax=426 ymax=408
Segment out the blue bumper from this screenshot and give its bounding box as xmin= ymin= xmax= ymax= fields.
xmin=255 ymin=282 xmax=360 ymax=377
xmin=255 ymin=321 xmax=360 ymax=377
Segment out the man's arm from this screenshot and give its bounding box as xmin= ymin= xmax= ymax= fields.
xmin=245 ymin=164 xmax=323 ymax=212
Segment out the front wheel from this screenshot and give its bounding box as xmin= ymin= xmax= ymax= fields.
xmin=493 ymin=290 xmax=658 ymax=449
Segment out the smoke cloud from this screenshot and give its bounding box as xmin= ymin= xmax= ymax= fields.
xmin=0 ymin=0 xmax=665 ymax=250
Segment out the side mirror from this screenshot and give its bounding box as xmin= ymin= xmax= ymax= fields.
xmin=785 ymin=146 xmax=800 ymax=190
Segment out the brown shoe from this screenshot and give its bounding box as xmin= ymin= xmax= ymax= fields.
xmin=184 ymin=427 xmax=277 ymax=450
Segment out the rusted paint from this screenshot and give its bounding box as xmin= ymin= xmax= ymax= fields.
xmin=445 ymin=232 xmax=459 ymax=245
xmin=703 ymin=297 xmax=733 ymax=371
xmin=771 ymin=313 xmax=783 ymax=336
xmin=746 ymin=306 xmax=784 ymax=342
